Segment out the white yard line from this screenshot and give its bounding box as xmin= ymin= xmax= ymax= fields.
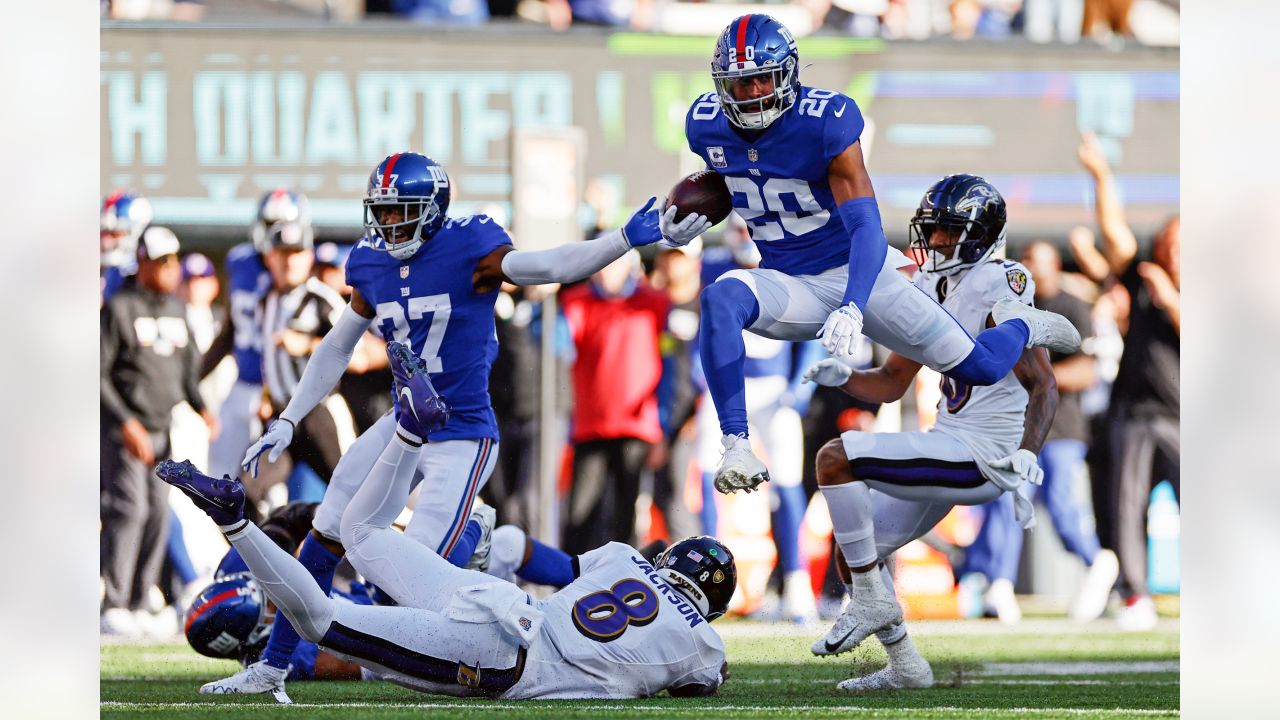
xmin=978 ymin=661 xmax=1180 ymax=676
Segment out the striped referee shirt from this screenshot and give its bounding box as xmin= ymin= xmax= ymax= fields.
xmin=261 ymin=277 xmax=346 ymax=409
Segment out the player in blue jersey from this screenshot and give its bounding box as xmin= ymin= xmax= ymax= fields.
xmin=100 ymin=190 xmax=152 ymax=303
xmin=200 ymin=151 xmax=709 ymax=699
xmin=201 ymin=189 xmax=313 ymax=481
xmin=676 ymin=14 xmax=1081 ymax=497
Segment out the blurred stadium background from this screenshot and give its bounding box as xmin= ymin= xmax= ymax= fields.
xmin=99 ymin=0 xmax=1179 ymax=702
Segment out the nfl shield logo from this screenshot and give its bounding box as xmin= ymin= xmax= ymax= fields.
xmin=747 ymin=148 xmax=758 ymax=162
xmin=400 ymin=266 xmax=410 ymax=279
xmin=1006 ymin=268 xmax=1028 ymax=295
xmin=708 ymin=146 xmax=727 ymax=168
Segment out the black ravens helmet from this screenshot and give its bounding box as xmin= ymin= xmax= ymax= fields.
xmin=909 ymin=174 xmax=1008 ymax=277
xmin=653 ymin=536 xmax=737 ymax=621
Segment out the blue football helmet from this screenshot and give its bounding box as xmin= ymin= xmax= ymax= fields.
xmin=363 ymin=152 xmax=451 ymax=261
xmin=184 ymin=573 xmax=274 ymax=661
xmin=652 ymin=536 xmax=737 ymax=621
xmin=100 ymin=190 xmax=153 ymax=267
xmin=711 ymin=14 xmax=801 ymax=130
xmin=251 ymin=188 xmax=312 ymax=255
xmin=909 ymin=174 xmax=1008 ymax=277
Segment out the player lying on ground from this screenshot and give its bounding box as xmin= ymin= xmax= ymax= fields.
xmin=805 ymin=175 xmax=1059 ymax=691
xmin=210 ymin=151 xmax=712 ymax=698
xmin=158 ymin=342 xmax=735 ymax=701
xmin=677 ymin=14 xmax=1079 ymax=496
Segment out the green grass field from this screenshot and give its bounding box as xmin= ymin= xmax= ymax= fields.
xmin=102 ymin=618 xmax=1179 ymax=719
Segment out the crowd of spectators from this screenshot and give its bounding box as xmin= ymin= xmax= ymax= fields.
xmin=102 ymin=0 xmax=1179 ymax=46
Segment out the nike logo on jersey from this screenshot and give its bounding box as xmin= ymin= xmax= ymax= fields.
xmin=834 ymin=104 xmax=847 ymax=118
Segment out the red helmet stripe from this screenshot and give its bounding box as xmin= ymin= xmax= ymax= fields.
xmin=381 ymin=153 xmax=402 ymax=189
xmin=735 ymin=15 xmax=751 ymax=67
xmin=184 ymin=588 xmax=242 ymax=633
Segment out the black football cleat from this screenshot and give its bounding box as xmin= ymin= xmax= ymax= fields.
xmin=155 ymin=459 xmax=246 ymax=527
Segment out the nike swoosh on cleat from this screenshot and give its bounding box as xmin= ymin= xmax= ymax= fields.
xmin=175 ymin=481 xmax=236 ymax=510
xmin=823 ymin=627 xmax=857 ymax=653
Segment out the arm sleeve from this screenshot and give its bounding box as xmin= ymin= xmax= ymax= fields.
xmin=100 ymin=304 xmax=134 ymax=426
xmin=278 ymin=304 xmax=373 ymax=425
xmin=500 ymin=229 xmax=631 ymax=286
xmin=837 ymin=197 xmax=889 ymax=311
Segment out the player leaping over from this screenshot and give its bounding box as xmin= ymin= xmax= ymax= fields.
xmin=674 ymin=14 xmax=1079 ymax=494
xmin=158 ymin=342 xmax=734 ymax=700
xmin=804 ymin=175 xmax=1058 ymax=691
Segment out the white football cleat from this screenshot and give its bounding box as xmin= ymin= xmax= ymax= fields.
xmin=200 ymin=660 xmax=292 ymax=704
xmin=984 ymin=578 xmax=1023 ymax=625
xmin=992 ymin=298 xmax=1082 ymax=354
xmin=713 ymin=434 xmax=770 ymax=494
xmin=811 ymin=573 xmax=902 ymax=656
xmin=1070 ymin=549 xmax=1119 ymax=623
xmin=465 ymin=503 xmax=497 ymax=572
xmin=837 ymin=655 xmax=934 ymax=692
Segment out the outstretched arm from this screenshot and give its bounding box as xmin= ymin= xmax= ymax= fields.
xmin=473 ymin=198 xmax=707 ymax=293
xmin=1077 ymin=132 xmax=1138 ymax=277
xmin=804 ymin=352 xmax=922 ymax=404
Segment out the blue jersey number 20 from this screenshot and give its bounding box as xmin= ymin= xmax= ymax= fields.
xmin=571 ymin=578 xmax=659 ymax=643
xmin=725 ymin=176 xmax=830 ymax=241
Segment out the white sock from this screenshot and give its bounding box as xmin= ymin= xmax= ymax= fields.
xmin=883 ymin=631 xmax=923 ymax=667
xmin=821 ymin=482 xmax=878 ymax=568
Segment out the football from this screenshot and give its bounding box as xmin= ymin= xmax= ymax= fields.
xmin=665 ymin=170 xmax=733 ymax=225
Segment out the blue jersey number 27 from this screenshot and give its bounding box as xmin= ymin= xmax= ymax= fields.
xmin=375 ymin=294 xmax=452 ymax=373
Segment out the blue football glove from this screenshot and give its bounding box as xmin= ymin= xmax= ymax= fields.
xmin=621 ymin=197 xmax=663 ymax=248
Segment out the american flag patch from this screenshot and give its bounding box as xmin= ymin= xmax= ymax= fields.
xmin=687 ymin=550 xmax=704 ymax=563
xmin=519 ymin=616 xmax=532 ymax=631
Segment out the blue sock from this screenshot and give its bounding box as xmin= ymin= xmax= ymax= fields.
xmin=167 ymin=508 xmax=198 ymax=585
xmin=516 ymin=538 xmax=575 ymax=587
xmin=699 ymin=278 xmax=760 ymax=437
xmin=444 ymin=519 xmax=482 ymax=568
xmin=772 ymin=485 xmax=807 ymax=574
xmin=262 ymin=534 xmax=340 ymax=671
xmin=700 ymin=472 xmax=718 ymax=535
xmin=947 ymin=319 xmax=1030 ymax=386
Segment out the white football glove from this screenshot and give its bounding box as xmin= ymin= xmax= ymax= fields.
xmin=801 ymin=358 xmax=854 ymax=387
xmin=659 ymin=201 xmax=713 ymax=248
xmin=241 ymin=418 xmax=296 ymax=479
xmin=983 ymin=448 xmax=1044 ymax=493
xmin=817 ymin=302 xmax=864 ymax=362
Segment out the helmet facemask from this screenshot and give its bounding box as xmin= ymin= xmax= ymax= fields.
xmin=713 ymin=57 xmax=797 ymax=131
xmin=363 ymin=190 xmax=441 ymax=261
xmin=909 ymin=210 xmax=1006 ymax=278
